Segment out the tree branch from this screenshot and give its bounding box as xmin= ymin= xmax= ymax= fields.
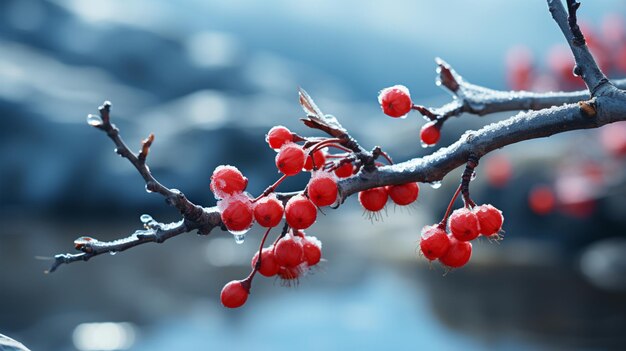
xmin=413 ymin=58 xmax=626 ymax=121
xmin=47 ymin=219 xmax=191 ymax=273
xmin=89 ymin=102 xmax=208 ymax=224
xmin=337 ymin=91 xmax=626 ymax=200
xmin=50 ymin=1 xmax=626 ymax=272
xmin=547 ymin=0 xmax=611 ymax=95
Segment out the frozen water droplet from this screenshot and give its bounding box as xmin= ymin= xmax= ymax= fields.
xmin=74 ymin=236 xmax=94 ymax=250
xmin=421 ymin=141 xmax=435 ymax=148
xmin=170 ymin=188 xmax=181 ymax=195
xmin=145 ymin=184 xmax=153 ymax=193
xmin=471 ymin=171 xmax=477 ymax=181
xmin=233 ymin=234 xmax=246 ymax=245
xmin=140 ymin=214 xmax=152 ymax=223
xmin=87 ymin=114 xmax=103 ymax=127
xmin=429 ymin=181 xmax=442 ymax=189
xmin=109 ymin=251 xmax=117 ymax=256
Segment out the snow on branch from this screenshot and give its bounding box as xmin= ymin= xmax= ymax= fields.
xmin=48 ymin=0 xmax=626 ymax=272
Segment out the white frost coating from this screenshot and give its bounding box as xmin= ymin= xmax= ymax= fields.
xmin=211 ymin=164 xmax=243 ymax=199
xmin=216 ymin=192 xmax=252 ymax=213
xmin=420 ymin=225 xmax=439 ymax=239
xmin=304 ymin=235 xmax=322 ymax=249
xmin=277 ymin=141 xmax=299 ymax=153
xmin=378 ymin=85 xmax=411 ymax=119
xmin=265 ymin=125 xmax=289 ymax=150
xmin=377 ymin=85 xmax=411 ymax=104
xmin=311 ymin=169 xmax=337 ymax=181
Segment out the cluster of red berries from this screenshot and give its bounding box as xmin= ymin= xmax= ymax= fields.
xmin=221 ymin=230 xmax=323 ymax=308
xmin=212 ymin=123 xmax=367 ymax=308
xmin=212 ymin=93 xmax=505 ymax=308
xmin=378 ymin=85 xmax=442 ymax=147
xmin=358 ymin=182 xmax=420 ymax=213
xmin=419 ymin=204 xmax=504 ymax=269
xmin=210 ymin=126 xmax=347 ymax=235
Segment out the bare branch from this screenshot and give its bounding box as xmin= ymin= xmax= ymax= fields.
xmin=138 ymin=133 xmax=155 ymax=163
xmin=50 ymin=1 xmax=626 ymax=272
xmin=414 ymin=59 xmax=626 ymax=121
xmin=299 ymin=88 xmax=388 ymax=172
xmin=337 ymin=92 xmax=626 ymax=199
xmin=48 ymin=219 xmax=190 ymax=273
xmin=91 ymin=102 xmax=206 ymax=223
xmin=547 ymin=0 xmax=611 ymax=95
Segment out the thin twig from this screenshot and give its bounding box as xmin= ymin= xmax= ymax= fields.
xmin=547 ymin=0 xmax=611 ymax=95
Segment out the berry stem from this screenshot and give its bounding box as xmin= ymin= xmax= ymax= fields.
xmin=371 ymin=146 xmax=394 ymax=165
xmin=461 ymin=154 xmax=479 ymax=208
xmin=379 ymin=151 xmax=394 ymax=165
xmin=253 ymin=227 xmax=273 ymax=272
xmin=273 ymin=221 xmax=291 ymax=245
xmin=309 ymin=140 xmax=352 ymax=155
xmin=302 ymin=137 xmax=341 ymax=150
xmin=438 ymin=184 xmax=462 ymax=229
xmin=324 ymin=153 xmax=350 ymax=159
xmin=327 ymin=156 xmax=355 ymax=172
xmin=411 ymin=104 xmax=438 ymax=121
xmin=253 ymin=174 xmax=289 ymax=202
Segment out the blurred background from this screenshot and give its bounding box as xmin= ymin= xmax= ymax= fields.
xmin=1 ymin=0 xmax=626 ymax=350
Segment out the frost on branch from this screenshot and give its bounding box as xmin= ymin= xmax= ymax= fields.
xmin=50 ymin=0 xmax=626 ymax=308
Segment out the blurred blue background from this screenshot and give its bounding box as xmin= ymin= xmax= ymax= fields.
xmin=1 ymin=0 xmax=626 ymax=350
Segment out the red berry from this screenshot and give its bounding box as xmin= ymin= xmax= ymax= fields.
xmin=420 ymin=122 xmax=441 ymax=146
xmin=419 ymin=225 xmax=451 ymax=260
xmin=600 ymin=121 xmax=626 ymax=158
xmin=448 ymin=208 xmax=481 ymax=242
xmin=251 ymin=247 xmax=280 ymax=277
xmin=554 ymin=175 xmax=596 ymax=219
xmin=210 ymin=165 xmax=248 ymax=198
xmin=505 ymin=45 xmax=534 ymax=90
xmin=484 ymin=154 xmax=512 ymax=188
xmin=302 ymin=236 xmax=322 ymax=266
xmin=266 ymin=126 xmax=293 ymax=149
xmin=307 ymin=174 xmax=338 ymax=207
xmin=474 ymin=204 xmax=504 ymax=237
xmin=602 ymin=14 xmax=625 ymax=45
xmin=220 ymin=280 xmax=249 ymax=308
xmin=548 ymin=44 xmax=583 ymax=89
xmin=386 ymin=182 xmax=419 ymax=206
xmin=334 ymin=162 xmax=354 ymax=178
xmin=378 ymin=85 xmax=412 ymax=118
xmin=529 ymin=185 xmax=555 ymax=215
xmin=274 ymin=236 xmax=304 ymax=267
xmin=219 ymin=195 xmax=254 ymax=232
xmin=253 ymin=195 xmax=284 ymax=228
xmin=278 ymin=265 xmax=301 ymax=281
xmin=285 ymin=195 xmax=317 ymax=229
xmin=303 ymin=149 xmax=327 ymax=171
xmin=358 ymin=187 xmax=388 ymax=212
xmin=439 ymin=236 xmax=472 ymax=268
xmin=276 ymin=143 xmax=306 ymax=176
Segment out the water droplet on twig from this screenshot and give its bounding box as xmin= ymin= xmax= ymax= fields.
xmin=429 ymin=181 xmax=442 ymax=189
xmin=87 ymin=114 xmax=103 ymax=127
xmin=233 ymin=234 xmax=246 ymax=244
xmin=140 ymin=214 xmax=153 ymax=223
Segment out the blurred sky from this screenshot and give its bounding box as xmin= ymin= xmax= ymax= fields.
xmin=1 ymin=1 xmax=626 ymax=350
